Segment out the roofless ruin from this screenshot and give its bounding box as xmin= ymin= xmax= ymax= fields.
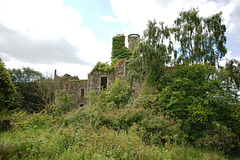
xmin=53 ymin=34 xmax=140 ymax=107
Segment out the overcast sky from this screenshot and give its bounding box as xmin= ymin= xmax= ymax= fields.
xmin=0 ymin=0 xmax=239 ymax=79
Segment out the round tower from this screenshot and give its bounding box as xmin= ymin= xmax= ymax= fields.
xmin=128 ymin=34 xmax=140 ymax=51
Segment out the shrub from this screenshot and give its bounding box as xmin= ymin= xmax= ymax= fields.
xmin=157 ymin=64 xmax=235 ymax=141
xmin=50 ymin=90 xmax=77 ymax=116
xmin=139 ymin=115 xmax=182 ymax=145
xmin=90 ymin=62 xmax=115 ymax=74
xmin=14 ymin=110 xmax=54 ymax=130
xmin=106 ymin=79 xmax=134 ymax=108
xmin=88 ymin=79 xmax=133 ymax=109
xmin=133 ymin=94 xmax=161 ymax=114
xmin=195 ymin=122 xmax=240 ymax=154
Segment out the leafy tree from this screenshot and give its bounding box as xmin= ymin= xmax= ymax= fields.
xmin=10 ymin=67 xmax=42 ymax=83
xmin=9 ymin=67 xmax=54 ymax=112
xmin=127 ymin=20 xmax=173 ymax=90
xmin=173 ymin=8 xmax=227 ymax=65
xmin=0 ymin=58 xmax=15 ymax=111
xmin=225 ymin=59 xmax=240 ymax=91
xmin=158 ymin=64 xmax=239 ymax=141
xmin=34 ymin=77 xmax=55 ymax=113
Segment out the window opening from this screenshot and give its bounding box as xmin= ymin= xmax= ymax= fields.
xmin=81 ymin=89 xmax=84 ymax=97
xmin=80 ymin=104 xmax=84 ymax=107
xmin=65 ymin=83 xmax=68 ymax=90
xmin=101 ymin=77 xmax=107 ymax=89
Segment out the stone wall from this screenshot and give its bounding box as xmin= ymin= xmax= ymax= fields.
xmin=68 ymin=80 xmax=87 ymax=106
xmin=115 ymin=59 xmax=128 ymax=80
xmin=128 ymin=34 xmax=140 ymax=51
xmin=87 ymin=72 xmax=114 ymax=92
xmin=53 ymin=34 xmax=142 ymax=106
xmin=54 ymin=71 xmax=88 ymax=106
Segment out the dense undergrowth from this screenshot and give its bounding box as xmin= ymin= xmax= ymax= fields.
xmin=0 ymin=81 xmax=237 ymax=160
xmin=0 ymin=107 xmax=229 ymax=160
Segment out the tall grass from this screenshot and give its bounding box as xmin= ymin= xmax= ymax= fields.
xmin=0 ymin=106 xmax=230 ymax=160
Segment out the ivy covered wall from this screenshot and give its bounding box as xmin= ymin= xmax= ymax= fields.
xmin=111 ymin=34 xmax=132 ymax=60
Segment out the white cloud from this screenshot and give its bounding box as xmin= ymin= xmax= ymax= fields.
xmin=219 ymin=50 xmax=240 ymax=67
xmin=0 ymin=0 xmax=239 ymax=79
xmin=0 ymin=0 xmax=82 ymax=39
xmin=109 ymin=0 xmax=240 ymax=36
xmin=0 ymin=0 xmax=112 ymax=78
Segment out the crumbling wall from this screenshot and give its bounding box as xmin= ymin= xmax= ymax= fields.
xmin=87 ymin=73 xmax=114 ymax=92
xmin=53 ymin=33 xmax=142 ymax=107
xmin=68 ymin=80 xmax=87 ymax=106
xmin=128 ymin=34 xmax=140 ymax=51
xmin=115 ymin=59 xmax=128 ymax=80
xmin=54 ymin=71 xmax=88 ymax=106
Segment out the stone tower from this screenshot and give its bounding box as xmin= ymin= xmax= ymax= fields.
xmin=128 ymin=34 xmax=140 ymax=51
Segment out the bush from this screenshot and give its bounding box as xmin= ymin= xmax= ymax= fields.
xmin=195 ymin=122 xmax=240 ymax=154
xmin=50 ymin=90 xmax=77 ymax=116
xmin=88 ymin=79 xmax=133 ymax=109
xmin=106 ymin=79 xmax=134 ymax=108
xmin=90 ymin=62 xmax=115 ymax=74
xmin=157 ymin=64 xmax=235 ymax=141
xmin=133 ymin=94 xmax=161 ymax=114
xmin=14 ymin=110 xmax=54 ymax=130
xmin=140 ymin=115 xmax=182 ymax=145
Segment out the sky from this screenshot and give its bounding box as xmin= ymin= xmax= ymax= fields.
xmin=0 ymin=0 xmax=239 ymax=79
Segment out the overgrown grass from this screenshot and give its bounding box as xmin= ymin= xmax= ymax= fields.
xmin=0 ymin=106 xmax=230 ymax=160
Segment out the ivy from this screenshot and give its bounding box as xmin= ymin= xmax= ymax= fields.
xmin=111 ymin=34 xmax=132 ymax=60
xmin=90 ymin=62 xmax=115 ymax=74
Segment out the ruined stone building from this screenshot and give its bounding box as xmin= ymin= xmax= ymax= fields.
xmin=53 ymin=34 xmax=140 ymax=106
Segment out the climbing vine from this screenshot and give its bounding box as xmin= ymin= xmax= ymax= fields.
xmin=90 ymin=62 xmax=115 ymax=74
xmin=111 ymin=34 xmax=132 ymax=60
xmin=90 ymin=34 xmax=133 ymax=74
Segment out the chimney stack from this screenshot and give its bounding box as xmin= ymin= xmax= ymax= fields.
xmin=128 ymin=34 xmax=140 ymax=51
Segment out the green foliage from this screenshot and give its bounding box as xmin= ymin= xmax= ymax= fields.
xmin=0 ymin=7 xmax=238 ymax=160
xmin=158 ymin=64 xmax=226 ymax=140
xmin=88 ymin=87 xmax=183 ymax=146
xmin=0 ymin=106 xmax=229 ymax=160
xmin=88 ymin=79 xmax=133 ymax=109
xmin=140 ymin=115 xmax=182 ymax=145
xmin=133 ymin=94 xmax=160 ymax=113
xmin=224 ymin=59 xmax=240 ymax=90
xmin=111 ymin=34 xmax=133 ymax=60
xmin=9 ymin=67 xmax=42 ymax=83
xmin=14 ymin=110 xmax=54 ymax=130
xmin=127 ymin=20 xmax=172 ymax=90
xmin=9 ymin=67 xmax=54 ymax=112
xmin=50 ymin=90 xmax=77 ymax=116
xmin=195 ymin=122 xmax=239 ymax=154
xmin=0 ymin=58 xmax=15 ymax=111
xmin=173 ymin=8 xmax=227 ymax=65
xmin=90 ymin=61 xmax=115 ymax=74
xmin=229 ymin=105 xmax=240 ymax=134
xmin=105 ymin=78 xmax=134 ymax=108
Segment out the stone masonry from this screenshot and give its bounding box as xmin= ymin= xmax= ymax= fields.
xmin=53 ymin=34 xmax=140 ymax=106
